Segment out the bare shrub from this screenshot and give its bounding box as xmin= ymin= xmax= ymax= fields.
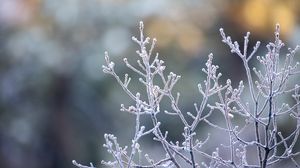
xmin=74 ymin=22 xmax=300 ymax=168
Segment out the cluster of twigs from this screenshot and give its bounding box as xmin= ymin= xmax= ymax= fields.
xmin=73 ymin=22 xmax=300 ymax=168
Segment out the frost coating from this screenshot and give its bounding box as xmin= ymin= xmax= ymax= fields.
xmin=74 ymin=22 xmax=300 ymax=168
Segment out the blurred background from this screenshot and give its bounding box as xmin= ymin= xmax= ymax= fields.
xmin=0 ymin=0 xmax=300 ymax=167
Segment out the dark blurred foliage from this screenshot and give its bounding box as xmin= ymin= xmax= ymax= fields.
xmin=0 ymin=0 xmax=300 ymax=167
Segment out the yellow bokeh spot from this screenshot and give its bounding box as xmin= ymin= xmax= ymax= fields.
xmin=176 ymin=24 xmax=202 ymax=55
xmin=146 ymin=19 xmax=176 ymax=47
xmin=242 ymin=0 xmax=268 ymax=31
xmin=147 ymin=19 xmax=203 ymax=55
